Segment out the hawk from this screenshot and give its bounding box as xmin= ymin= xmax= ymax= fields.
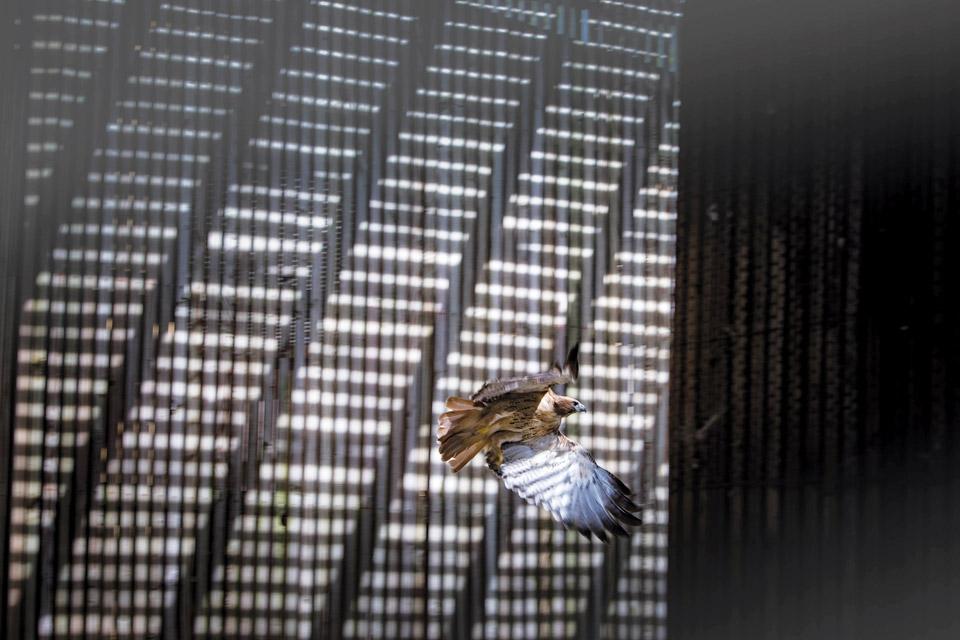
xmin=437 ymin=344 xmax=643 ymax=541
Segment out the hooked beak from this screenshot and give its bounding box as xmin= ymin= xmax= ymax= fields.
xmin=575 ymin=402 xmax=588 ymax=413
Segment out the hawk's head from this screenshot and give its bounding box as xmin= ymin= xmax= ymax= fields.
xmin=553 ymin=395 xmax=588 ymax=417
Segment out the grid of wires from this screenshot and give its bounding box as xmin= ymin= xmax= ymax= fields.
xmin=3 ymin=1 xmax=680 ymax=638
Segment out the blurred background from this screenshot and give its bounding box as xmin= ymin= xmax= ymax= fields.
xmin=674 ymin=2 xmax=959 ymax=638
xmin=0 ymin=1 xmax=957 ymax=639
xmin=1 ymin=1 xmax=676 ymax=638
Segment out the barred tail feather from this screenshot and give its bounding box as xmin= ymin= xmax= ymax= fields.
xmin=438 ymin=397 xmax=486 ymax=473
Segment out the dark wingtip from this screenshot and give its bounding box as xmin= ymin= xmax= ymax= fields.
xmin=565 ymin=343 xmax=580 ymax=381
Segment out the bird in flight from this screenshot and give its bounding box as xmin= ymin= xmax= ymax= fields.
xmin=437 ymin=344 xmax=643 ymax=541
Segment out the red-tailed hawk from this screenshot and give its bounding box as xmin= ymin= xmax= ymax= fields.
xmin=437 ymin=344 xmax=643 ymax=541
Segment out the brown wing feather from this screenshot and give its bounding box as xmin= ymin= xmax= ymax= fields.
xmin=470 ymin=343 xmax=579 ymax=404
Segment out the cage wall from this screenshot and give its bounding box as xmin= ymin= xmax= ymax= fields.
xmin=0 ymin=2 xmax=682 ymax=639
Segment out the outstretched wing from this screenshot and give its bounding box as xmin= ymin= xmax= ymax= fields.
xmin=471 ymin=343 xmax=580 ymax=403
xmin=489 ymin=432 xmax=642 ymax=541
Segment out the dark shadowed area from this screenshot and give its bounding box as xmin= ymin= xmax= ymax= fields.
xmin=671 ymin=1 xmax=960 ymax=638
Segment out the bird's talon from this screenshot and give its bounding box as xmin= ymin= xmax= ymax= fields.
xmin=485 ymin=449 xmax=504 ymax=470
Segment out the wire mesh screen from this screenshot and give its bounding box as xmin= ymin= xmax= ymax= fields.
xmin=2 ymin=1 xmax=680 ymax=638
